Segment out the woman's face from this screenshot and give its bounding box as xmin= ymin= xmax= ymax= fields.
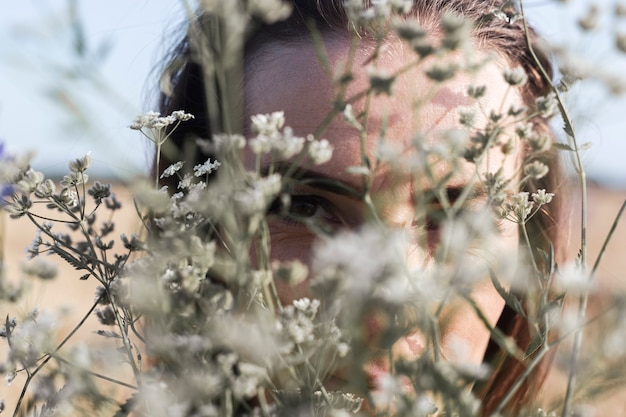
xmin=243 ymin=34 xmax=522 ymax=378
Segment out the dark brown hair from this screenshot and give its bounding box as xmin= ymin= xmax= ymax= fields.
xmin=157 ymin=1 xmax=569 ymax=414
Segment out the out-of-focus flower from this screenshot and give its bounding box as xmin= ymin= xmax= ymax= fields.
xmin=535 ymin=93 xmax=558 ymax=118
xmin=501 ymin=191 xmax=534 ymax=223
xmin=69 ymin=154 xmax=91 ymax=173
xmin=503 ymin=67 xmax=528 ymax=87
xmin=307 ymin=136 xmax=333 ymax=164
xmin=194 ymin=158 xmax=221 ymax=177
xmin=524 ymin=160 xmax=550 ymax=180
xmin=532 ymin=189 xmax=555 ymax=205
xmin=425 ymin=62 xmax=457 ymax=82
xmin=368 ymin=68 xmax=396 ymax=95
xmin=251 ymin=111 xmax=285 ymax=136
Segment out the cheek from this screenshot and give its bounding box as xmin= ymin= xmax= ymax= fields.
xmin=267 ymin=226 xmax=318 ymax=305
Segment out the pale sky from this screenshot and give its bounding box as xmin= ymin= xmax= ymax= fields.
xmin=1 ymin=0 xmax=625 ymax=187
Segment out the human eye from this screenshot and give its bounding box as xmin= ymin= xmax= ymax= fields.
xmin=268 ymin=193 xmax=345 ymax=231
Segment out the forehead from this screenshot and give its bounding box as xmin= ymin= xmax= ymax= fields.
xmin=244 ymin=35 xmax=522 ymax=184
xmin=245 ymin=35 xmax=512 ymax=130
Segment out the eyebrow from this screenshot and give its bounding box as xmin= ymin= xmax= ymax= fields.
xmin=263 ymin=161 xmax=490 ymax=207
xmin=262 ymin=161 xmax=364 ymax=200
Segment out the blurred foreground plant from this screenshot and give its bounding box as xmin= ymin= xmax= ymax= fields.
xmin=1 ymin=1 xmax=626 ymax=417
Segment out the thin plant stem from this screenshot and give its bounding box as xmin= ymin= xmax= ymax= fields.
xmin=11 ymin=296 xmax=103 ymax=417
xmin=518 ymin=3 xmax=588 ymax=415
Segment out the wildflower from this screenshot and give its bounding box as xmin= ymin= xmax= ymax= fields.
xmin=388 ymin=0 xmax=412 ymax=15
xmin=556 ymin=262 xmax=592 ymax=293
xmin=171 ymin=110 xmax=195 ymax=122
xmin=272 ymin=259 xmax=309 ymax=286
xmin=425 ymin=62 xmax=457 ymax=82
xmin=248 ymin=0 xmax=293 ymax=23
xmin=535 ymin=93 xmax=558 ymax=118
xmin=458 ymin=107 xmax=476 ymax=127
xmin=251 ymin=111 xmax=285 ymax=136
xmin=467 ymin=84 xmax=486 ymax=99
xmin=394 ymin=20 xmax=426 ymax=41
xmin=368 ymin=68 xmax=396 ymax=95
xmin=483 ymin=170 xmax=508 ymax=204
xmin=16 ymin=169 xmax=44 ymax=193
xmin=532 ymin=189 xmax=555 ymax=205
xmin=34 ymin=179 xmax=56 ymax=198
xmin=87 ymin=181 xmax=111 ymax=204
xmin=6 ymin=195 xmax=32 ymax=218
xmin=307 ymin=137 xmax=333 ymax=164
xmin=524 ymin=160 xmax=549 ymax=180
xmin=515 ymin=122 xmax=534 ymax=139
xmin=344 ymin=0 xmax=369 ymax=23
xmin=503 ymin=67 xmax=528 ymax=86
xmin=0 ymin=317 xmax=17 ymax=337
xmin=441 ymin=12 xmax=471 ymax=50
xmin=21 ymin=259 xmax=57 ymax=280
xmin=411 ymin=38 xmax=435 ymax=57
xmin=130 ymin=111 xmax=160 ymax=130
xmin=10 ymin=311 xmax=56 ymax=367
xmin=96 ymin=306 xmax=117 ymax=326
xmin=502 ymin=191 xmax=534 ymax=223
xmin=193 ymin=158 xmax=222 ymax=177
xmin=61 ymin=171 xmax=88 ymax=187
xmin=121 ymin=234 xmax=145 ymax=251
xmin=341 ymin=106 xmax=362 ymax=136
xmin=69 ymin=154 xmax=91 ymax=173
xmin=234 ymin=174 xmax=282 ymax=216
xmin=274 ymin=127 xmax=306 ymax=159
xmin=160 ymin=161 xmax=184 ymax=178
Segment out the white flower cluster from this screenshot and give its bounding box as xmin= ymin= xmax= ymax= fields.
xmin=248 ymin=111 xmax=333 ymax=164
xmin=500 ymin=189 xmax=555 ymax=223
xmin=130 ymin=110 xmax=194 ymax=131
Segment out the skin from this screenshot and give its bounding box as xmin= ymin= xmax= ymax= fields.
xmin=243 ymin=33 xmax=523 ymax=388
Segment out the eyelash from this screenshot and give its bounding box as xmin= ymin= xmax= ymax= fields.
xmin=268 ymin=194 xmax=343 ymax=228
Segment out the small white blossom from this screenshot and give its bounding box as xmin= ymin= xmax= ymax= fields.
xmin=247 ymin=0 xmax=292 ymax=23
xmin=307 ymin=137 xmax=333 ymax=164
xmin=501 ymin=191 xmax=534 ymax=223
xmin=16 ymin=169 xmax=44 ymax=193
xmin=171 ymin=110 xmax=195 ymax=121
xmin=60 ymin=187 xmax=78 ymax=207
xmin=61 ymin=171 xmax=88 ymax=187
xmin=515 ymin=122 xmax=534 ymax=139
xmin=556 ymin=262 xmax=592 ymax=293
xmin=251 ymin=111 xmax=285 ymax=136
xmin=193 ymin=158 xmax=221 ymax=177
xmin=535 ymin=92 xmax=558 ymax=118
xmin=34 ymin=179 xmax=56 ymax=198
xmin=271 ymin=127 xmax=305 ymax=159
xmin=459 ymin=107 xmax=476 ymax=127
xmin=527 ymin=132 xmax=552 ymax=153
xmin=69 ymin=153 xmax=92 ymax=173
xmin=160 ymin=161 xmax=184 ymax=179
xmin=532 ymin=189 xmax=555 ymax=205
xmin=368 ymin=67 xmax=395 ymax=95
xmin=503 ymin=67 xmax=528 ymax=86
xmin=130 ymin=111 xmax=160 ymax=130
xmin=21 ymin=259 xmax=57 ymax=280
xmin=524 ymin=160 xmax=549 ymax=179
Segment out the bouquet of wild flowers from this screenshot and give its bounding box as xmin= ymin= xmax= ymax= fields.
xmin=2 ymin=1 xmax=626 ymax=416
